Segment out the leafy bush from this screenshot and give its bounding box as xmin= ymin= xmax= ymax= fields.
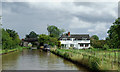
xmin=89 ymin=46 xmax=94 ymax=49
xmin=103 ymin=44 xmax=109 ymax=50
xmin=63 ymin=52 xmax=70 ymax=58
xmin=2 ymin=29 xmax=21 ymax=50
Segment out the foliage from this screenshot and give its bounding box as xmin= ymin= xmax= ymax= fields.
xmin=0 ymin=32 xmax=1 ymax=49
xmin=90 ymin=35 xmax=99 ymax=48
xmin=38 ymin=34 xmax=50 ymax=46
xmin=89 ymin=46 xmax=94 ymax=49
xmin=2 ymin=29 xmax=20 ymax=50
xmin=90 ymin=18 xmax=120 ymax=49
xmin=26 ymin=31 xmax=38 ymax=38
xmin=91 ymin=35 xmax=99 ymax=40
xmin=49 ymin=37 xmax=58 ymax=46
xmin=93 ymin=40 xmax=106 ymax=48
xmin=107 ymin=18 xmax=120 ymax=48
xmin=47 ymin=25 xmax=65 ymax=38
xmin=6 ymin=29 xmax=21 ymax=48
xmin=2 ymin=29 xmax=13 ymax=49
xmin=25 ymin=31 xmax=38 ymax=47
xmin=103 ymin=44 xmax=109 ymax=50
xmin=38 ymin=34 xmax=58 ymax=46
xmin=91 ymin=35 xmax=105 ymax=48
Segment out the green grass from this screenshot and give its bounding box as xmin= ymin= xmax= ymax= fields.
xmin=0 ymin=46 xmax=29 ymax=54
xmin=51 ymin=48 xmax=120 ymax=71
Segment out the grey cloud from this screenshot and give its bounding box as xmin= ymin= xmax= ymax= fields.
xmin=2 ymin=2 xmax=72 ymax=38
xmin=73 ymin=13 xmax=115 ymax=23
xmin=118 ymin=2 xmax=120 ymax=17
xmin=2 ymin=2 xmax=118 ymax=39
xmin=0 ymin=2 xmax=2 ymax=16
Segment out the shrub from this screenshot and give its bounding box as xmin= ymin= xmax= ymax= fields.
xmin=103 ymin=44 xmax=109 ymax=50
xmin=89 ymin=46 xmax=94 ymax=49
xmin=64 ymin=52 xmax=69 ymax=58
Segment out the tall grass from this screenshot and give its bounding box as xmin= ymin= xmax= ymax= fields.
xmin=50 ymin=48 xmax=119 ymax=71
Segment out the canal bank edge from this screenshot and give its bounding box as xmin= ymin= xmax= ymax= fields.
xmin=50 ymin=49 xmax=111 ymax=72
xmin=0 ymin=47 xmax=29 ymax=55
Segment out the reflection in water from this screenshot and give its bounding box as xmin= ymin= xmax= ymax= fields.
xmin=2 ymin=49 xmax=89 ymax=71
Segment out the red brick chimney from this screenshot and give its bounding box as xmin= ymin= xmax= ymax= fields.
xmin=68 ymin=32 xmax=70 ymax=37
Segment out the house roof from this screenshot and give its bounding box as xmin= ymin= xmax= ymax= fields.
xmin=59 ymin=34 xmax=90 ymax=40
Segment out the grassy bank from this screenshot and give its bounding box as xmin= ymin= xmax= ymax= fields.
xmin=50 ymin=48 xmax=119 ymax=71
xmin=0 ymin=46 xmax=29 ymax=55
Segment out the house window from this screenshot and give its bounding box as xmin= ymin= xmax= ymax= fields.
xmin=70 ymin=44 xmax=74 ymax=47
xmin=67 ymin=38 xmax=71 ymax=40
xmin=61 ymin=44 xmax=64 ymax=46
xmin=61 ymin=44 xmax=67 ymax=48
xmin=85 ymin=44 xmax=89 ymax=47
xmin=80 ymin=44 xmax=84 ymax=47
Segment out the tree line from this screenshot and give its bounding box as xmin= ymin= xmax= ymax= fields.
xmin=90 ymin=18 xmax=120 ymax=49
xmin=25 ymin=25 xmax=65 ymax=47
xmin=24 ymin=17 xmax=120 ymax=49
xmin=1 ymin=17 xmax=120 ymax=50
xmin=2 ymin=29 xmax=21 ymax=50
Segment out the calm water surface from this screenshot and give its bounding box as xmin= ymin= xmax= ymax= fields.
xmin=2 ymin=49 xmax=89 ymax=71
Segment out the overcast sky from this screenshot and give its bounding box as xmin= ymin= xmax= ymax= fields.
xmin=1 ymin=1 xmax=118 ymax=39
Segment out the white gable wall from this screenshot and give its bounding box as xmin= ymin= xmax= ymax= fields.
xmin=60 ymin=40 xmax=90 ymax=49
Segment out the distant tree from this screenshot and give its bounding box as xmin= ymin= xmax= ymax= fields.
xmin=38 ymin=34 xmax=50 ymax=46
xmin=90 ymin=35 xmax=99 ymax=47
xmin=93 ymin=40 xmax=106 ymax=48
xmin=91 ymin=35 xmax=99 ymax=40
xmin=47 ymin=25 xmax=65 ymax=38
xmin=26 ymin=31 xmax=38 ymax=39
xmin=49 ymin=37 xmax=58 ymax=46
xmin=38 ymin=34 xmax=58 ymax=46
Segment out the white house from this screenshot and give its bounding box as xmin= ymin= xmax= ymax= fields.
xmin=59 ymin=32 xmax=90 ymax=49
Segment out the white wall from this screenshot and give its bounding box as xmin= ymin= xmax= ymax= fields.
xmin=60 ymin=40 xmax=90 ymax=49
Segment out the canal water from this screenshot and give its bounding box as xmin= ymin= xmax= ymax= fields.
xmin=2 ymin=49 xmax=89 ymax=71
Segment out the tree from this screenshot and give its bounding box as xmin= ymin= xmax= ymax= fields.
xmin=38 ymin=34 xmax=58 ymax=46
xmin=2 ymin=29 xmax=13 ymax=49
xmin=107 ymin=18 xmax=120 ymax=48
xmin=47 ymin=25 xmax=65 ymax=38
xmin=2 ymin=29 xmax=20 ymax=50
xmin=91 ymin=35 xmax=99 ymax=40
xmin=92 ymin=40 xmax=106 ymax=48
xmin=49 ymin=37 xmax=58 ymax=46
xmin=90 ymin=35 xmax=99 ymax=47
xmin=38 ymin=34 xmax=50 ymax=46
xmin=6 ymin=29 xmax=18 ymax=40
xmin=26 ymin=31 xmax=38 ymax=39
xmin=6 ymin=29 xmax=21 ymax=47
